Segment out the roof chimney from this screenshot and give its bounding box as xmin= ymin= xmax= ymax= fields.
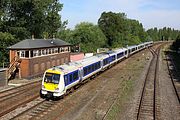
xmin=32 ymin=34 xmax=35 ymax=40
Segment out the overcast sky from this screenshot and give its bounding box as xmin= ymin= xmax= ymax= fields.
xmin=60 ymin=0 xmax=180 ymax=30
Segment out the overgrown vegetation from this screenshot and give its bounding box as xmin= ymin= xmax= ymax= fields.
xmin=170 ymin=35 xmax=180 ymax=72
xmin=147 ymin=27 xmax=180 ymax=41
xmin=98 ymin=12 xmax=147 ymax=48
xmin=172 ymin=35 xmax=180 ymax=52
xmin=57 ymin=22 xmax=107 ymax=53
xmin=0 ymin=0 xmax=180 ymax=66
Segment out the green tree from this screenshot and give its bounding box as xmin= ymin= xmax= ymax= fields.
xmin=57 ymin=22 xmax=107 ymax=53
xmin=1 ymin=0 xmax=65 ymax=39
xmin=147 ymin=27 xmax=180 ymax=41
xmin=98 ymin=12 xmax=147 ymax=48
xmin=0 ymin=32 xmax=16 ymax=66
xmin=172 ymin=35 xmax=180 ymax=52
xmin=72 ymin=22 xmax=107 ymax=52
xmin=98 ymin=12 xmax=128 ymax=47
xmin=0 ymin=0 xmax=65 ymax=65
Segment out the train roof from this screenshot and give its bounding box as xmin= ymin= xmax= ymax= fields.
xmin=46 ymin=64 xmax=78 ymax=74
xmin=127 ymin=45 xmax=137 ymax=49
xmin=76 ymin=55 xmax=101 ymax=66
xmin=114 ymin=48 xmax=127 ymax=53
xmin=96 ymin=53 xmax=109 ymax=59
xmin=106 ymin=50 xmax=117 ymax=56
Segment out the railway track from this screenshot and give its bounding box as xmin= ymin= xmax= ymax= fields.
xmin=0 ymin=81 xmax=41 ymax=102
xmin=136 ymin=45 xmax=162 ymax=120
xmin=0 ymin=81 xmax=40 ymax=99
xmin=0 ymin=81 xmax=41 ymax=117
xmin=9 ymin=98 xmax=57 ymax=120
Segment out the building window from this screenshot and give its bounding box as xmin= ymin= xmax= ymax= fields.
xmin=61 ymin=47 xmax=64 ymax=52
xmin=52 ymin=48 xmax=54 ymax=54
xmin=20 ymin=50 xmax=25 ymax=58
xmin=42 ymin=49 xmax=46 ymax=55
xmin=38 ymin=50 xmax=41 ymax=56
xmin=65 ymin=47 xmax=68 ymax=52
xmin=33 ymin=50 xmax=38 ymax=57
xmin=46 ymin=49 xmax=49 ymax=55
xmin=54 ymin=48 xmax=58 ymax=53
xmin=30 ymin=50 xmax=33 ymax=57
xmin=49 ymin=49 xmax=51 ymax=54
xmin=25 ymin=51 xmax=29 ymax=58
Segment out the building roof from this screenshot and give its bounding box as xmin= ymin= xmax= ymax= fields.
xmin=8 ymin=39 xmax=71 ymax=50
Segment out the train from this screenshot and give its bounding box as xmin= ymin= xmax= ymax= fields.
xmin=40 ymin=41 xmax=153 ymax=99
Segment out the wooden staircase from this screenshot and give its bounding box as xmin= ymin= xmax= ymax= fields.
xmin=7 ymin=56 xmax=21 ymax=80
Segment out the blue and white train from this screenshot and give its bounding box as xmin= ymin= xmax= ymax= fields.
xmin=40 ymin=41 xmax=153 ymax=98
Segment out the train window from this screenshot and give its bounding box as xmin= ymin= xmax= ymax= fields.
xmin=95 ymin=63 xmax=98 ymax=70
xmin=117 ymin=52 xmax=124 ymax=58
xmin=73 ymin=71 xmax=78 ymax=81
xmin=125 ymin=51 xmax=127 ymax=54
xmin=69 ymin=74 xmax=72 ymax=82
xmin=88 ymin=66 xmax=91 ymax=73
xmin=98 ymin=62 xmax=101 ymax=68
xmin=83 ymin=67 xmax=87 ymax=76
xmin=106 ymin=59 xmax=108 ymax=64
xmin=92 ymin=64 xmax=95 ymax=71
xmin=64 ymin=75 xmax=68 ymax=86
xmin=45 ymin=73 xmax=60 ymax=84
xmin=103 ymin=59 xmax=108 ymax=66
xmin=112 ymin=55 xmax=115 ymax=61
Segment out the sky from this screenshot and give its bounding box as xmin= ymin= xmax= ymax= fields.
xmin=60 ymin=0 xmax=180 ymax=30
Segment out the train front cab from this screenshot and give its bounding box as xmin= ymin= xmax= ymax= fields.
xmin=40 ymin=69 xmax=65 ymax=99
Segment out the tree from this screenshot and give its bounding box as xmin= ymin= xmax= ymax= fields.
xmin=98 ymin=12 xmax=128 ymax=47
xmin=0 ymin=0 xmax=66 ymax=65
xmin=0 ymin=32 xmax=16 ymax=66
xmin=57 ymin=22 xmax=107 ymax=53
xmin=44 ymin=0 xmax=65 ymax=37
xmin=98 ymin=11 xmax=147 ymax=48
xmin=72 ymin=22 xmax=107 ymax=52
xmin=147 ymin=27 xmax=180 ymax=41
xmin=1 ymin=0 xmax=65 ymax=39
xmin=172 ymin=35 xmax=180 ymax=52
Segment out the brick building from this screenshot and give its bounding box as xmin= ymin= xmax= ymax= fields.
xmin=7 ymin=38 xmax=71 ymax=79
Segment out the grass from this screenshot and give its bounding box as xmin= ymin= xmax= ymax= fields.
xmin=105 ymin=53 xmax=148 ymax=120
xmin=106 ymin=79 xmax=134 ymax=120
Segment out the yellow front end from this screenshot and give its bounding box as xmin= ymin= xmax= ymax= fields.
xmin=44 ymin=82 xmax=59 ymax=91
xmin=41 ymin=68 xmax=65 ymax=98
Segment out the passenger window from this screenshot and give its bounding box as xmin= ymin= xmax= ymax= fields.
xmin=85 ymin=68 xmax=87 ymax=75
xmin=64 ymin=75 xmax=68 ymax=85
xmin=73 ymin=71 xmax=78 ymax=80
xmin=98 ymin=62 xmax=101 ymax=68
xmin=92 ymin=64 xmax=94 ymax=71
xmin=88 ymin=66 xmax=91 ymax=73
xmin=84 ymin=67 xmax=87 ymax=75
xmin=69 ymin=74 xmax=72 ymax=82
xmin=95 ymin=63 xmax=97 ymax=70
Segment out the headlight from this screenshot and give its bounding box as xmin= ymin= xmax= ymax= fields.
xmin=42 ymin=85 xmax=45 ymax=89
xmin=55 ymin=87 xmax=59 ymax=91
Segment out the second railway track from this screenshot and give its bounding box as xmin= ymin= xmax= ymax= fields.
xmin=0 ymin=81 xmax=41 ymax=117
xmin=136 ymin=44 xmax=162 ymax=120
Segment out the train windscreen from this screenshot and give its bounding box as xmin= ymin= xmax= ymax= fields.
xmin=44 ymin=72 xmax=60 ymax=84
